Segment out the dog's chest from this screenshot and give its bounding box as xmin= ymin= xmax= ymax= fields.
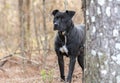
xmin=59 ymin=35 xmax=69 ymax=55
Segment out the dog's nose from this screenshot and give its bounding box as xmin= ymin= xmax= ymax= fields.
xmin=54 ymin=23 xmax=59 ymax=28
xmin=54 ymin=23 xmax=59 ymax=30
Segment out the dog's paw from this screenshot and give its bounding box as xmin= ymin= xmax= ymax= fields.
xmin=64 ymin=82 xmax=69 ymax=83
xmin=64 ymin=79 xmax=70 ymax=83
xmin=64 ymin=81 xmax=69 ymax=83
xmin=60 ymin=79 xmax=65 ymax=82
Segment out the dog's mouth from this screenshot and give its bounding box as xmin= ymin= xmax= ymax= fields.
xmin=54 ymin=27 xmax=58 ymax=31
xmin=54 ymin=27 xmax=65 ymax=32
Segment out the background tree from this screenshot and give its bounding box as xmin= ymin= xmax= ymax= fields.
xmin=19 ymin=0 xmax=31 ymax=64
xmin=18 ymin=0 xmax=25 ymax=64
xmin=85 ymin=0 xmax=120 ymax=83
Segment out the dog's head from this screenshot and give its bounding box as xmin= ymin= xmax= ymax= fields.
xmin=52 ymin=9 xmax=75 ymax=32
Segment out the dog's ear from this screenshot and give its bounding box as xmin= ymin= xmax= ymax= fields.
xmin=66 ymin=10 xmax=75 ymax=18
xmin=52 ymin=10 xmax=59 ymax=16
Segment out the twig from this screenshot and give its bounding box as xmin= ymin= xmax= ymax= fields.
xmin=0 ymin=54 xmax=13 ymax=67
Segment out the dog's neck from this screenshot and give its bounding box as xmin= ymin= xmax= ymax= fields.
xmin=58 ymin=21 xmax=74 ymax=46
xmin=66 ymin=20 xmax=74 ymax=34
xmin=58 ymin=31 xmax=67 ymax=45
xmin=58 ymin=20 xmax=74 ymax=36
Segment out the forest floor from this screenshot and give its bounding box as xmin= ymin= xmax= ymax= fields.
xmin=0 ymin=52 xmax=82 ymax=83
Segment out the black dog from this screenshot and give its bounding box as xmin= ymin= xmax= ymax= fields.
xmin=52 ymin=9 xmax=85 ymax=83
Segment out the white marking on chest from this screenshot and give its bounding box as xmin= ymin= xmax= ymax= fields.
xmin=60 ymin=45 xmax=68 ymax=54
xmin=59 ymin=33 xmax=68 ymax=54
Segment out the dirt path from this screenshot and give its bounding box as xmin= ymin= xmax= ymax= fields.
xmin=0 ymin=54 xmax=82 ymax=83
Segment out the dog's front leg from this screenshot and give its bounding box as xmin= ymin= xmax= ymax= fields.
xmin=57 ymin=54 xmax=65 ymax=81
xmin=66 ymin=56 xmax=76 ymax=83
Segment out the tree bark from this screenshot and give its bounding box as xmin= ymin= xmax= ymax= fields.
xmin=19 ymin=0 xmax=31 ymax=64
xmin=42 ymin=0 xmax=48 ymax=68
xmin=85 ymin=0 xmax=120 ymax=83
xmin=18 ymin=0 xmax=25 ymax=61
xmin=25 ymin=0 xmax=31 ymax=61
xmin=32 ymin=0 xmax=42 ymax=63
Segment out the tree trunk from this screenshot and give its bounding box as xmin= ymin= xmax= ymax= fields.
xmin=18 ymin=0 xmax=25 ymax=62
xmin=64 ymin=0 xmax=67 ymax=10
xmin=25 ymin=0 xmax=31 ymax=61
xmin=85 ymin=0 xmax=120 ymax=83
xmin=19 ymin=0 xmax=31 ymax=64
xmin=42 ymin=0 xmax=48 ymax=68
xmin=32 ymin=0 xmax=42 ymax=62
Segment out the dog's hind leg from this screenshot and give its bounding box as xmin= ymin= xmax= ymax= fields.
xmin=77 ymin=50 xmax=84 ymax=83
xmin=77 ymin=52 xmax=84 ymax=71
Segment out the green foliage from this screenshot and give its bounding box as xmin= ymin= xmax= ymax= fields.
xmin=40 ymin=69 xmax=54 ymax=83
xmin=41 ymin=69 xmax=47 ymax=82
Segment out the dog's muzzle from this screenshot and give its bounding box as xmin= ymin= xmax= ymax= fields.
xmin=54 ymin=23 xmax=59 ymax=30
